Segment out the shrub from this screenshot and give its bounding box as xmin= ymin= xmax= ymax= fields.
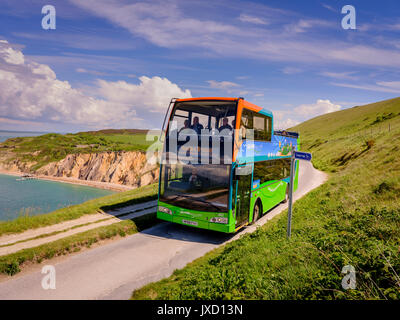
xmin=365 ymin=139 xmax=375 ymax=150
xmin=4 ymin=261 xmax=21 ymax=276
xmin=373 ymin=181 xmax=394 ymax=194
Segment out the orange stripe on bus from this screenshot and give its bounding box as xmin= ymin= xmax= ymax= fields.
xmin=176 ymin=97 xmax=238 ymax=102
xmin=233 ymin=99 xmax=244 ymax=163
xmin=242 ymin=100 xmax=262 ymax=112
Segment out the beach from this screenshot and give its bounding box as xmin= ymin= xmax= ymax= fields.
xmin=0 ymin=169 xmax=133 ymax=192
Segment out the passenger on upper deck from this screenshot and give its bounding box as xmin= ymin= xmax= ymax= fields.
xmin=218 ymin=117 xmax=232 ymax=132
xmin=191 ymin=116 xmax=204 ymax=134
xmin=178 ymin=119 xmax=190 ymax=134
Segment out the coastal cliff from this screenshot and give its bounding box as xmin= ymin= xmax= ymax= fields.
xmin=0 ymin=151 xmax=159 ymax=188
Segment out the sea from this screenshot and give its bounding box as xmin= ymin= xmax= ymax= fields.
xmin=0 ymin=130 xmax=114 ymax=221
xmin=0 ymin=174 xmax=114 ymax=221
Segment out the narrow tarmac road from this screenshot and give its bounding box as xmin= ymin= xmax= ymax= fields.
xmin=0 ymin=161 xmax=327 ymax=300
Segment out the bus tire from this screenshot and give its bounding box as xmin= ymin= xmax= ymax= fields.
xmin=251 ymin=200 xmax=262 ymax=224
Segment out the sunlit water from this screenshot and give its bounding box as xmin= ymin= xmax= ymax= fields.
xmin=0 ymin=174 xmax=114 ymax=221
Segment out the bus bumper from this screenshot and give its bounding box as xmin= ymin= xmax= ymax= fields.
xmin=157 ymin=210 xmax=235 ymax=233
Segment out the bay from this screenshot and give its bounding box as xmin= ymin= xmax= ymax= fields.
xmin=0 ymin=174 xmax=114 ymax=221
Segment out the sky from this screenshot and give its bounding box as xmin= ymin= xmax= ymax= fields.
xmin=0 ymin=0 xmax=400 ymax=133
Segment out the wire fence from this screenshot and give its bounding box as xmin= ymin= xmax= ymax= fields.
xmin=341 ymin=119 xmax=399 ymax=142
xmin=303 ymin=119 xmax=400 ymax=150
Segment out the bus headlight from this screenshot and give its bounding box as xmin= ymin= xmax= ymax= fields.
xmin=158 ymin=206 xmax=172 ymax=215
xmin=210 ymin=217 xmax=228 ymax=224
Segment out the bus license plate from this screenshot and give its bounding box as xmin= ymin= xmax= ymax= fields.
xmin=182 ymin=219 xmax=198 ymax=226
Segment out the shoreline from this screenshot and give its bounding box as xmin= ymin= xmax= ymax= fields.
xmin=0 ymin=169 xmax=134 ymax=192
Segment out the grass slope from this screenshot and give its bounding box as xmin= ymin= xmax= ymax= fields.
xmin=0 ymin=129 xmax=153 ymax=171
xmin=132 ymin=97 xmax=400 ymax=300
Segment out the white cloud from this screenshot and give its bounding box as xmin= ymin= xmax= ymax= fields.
xmin=358 ymin=22 xmax=400 ymax=33
xmin=376 ymin=81 xmax=400 ymax=89
xmin=69 ymin=0 xmax=400 ymax=69
xmin=235 ymin=75 xmax=250 ymax=80
xmin=332 ymin=81 xmax=400 ymax=94
xmin=76 ymin=68 xmax=107 ymax=76
xmin=0 ymin=39 xmax=191 ymax=129
xmin=238 ymin=14 xmax=268 ymax=25
xmin=285 ymin=19 xmax=333 ymax=34
xmin=0 ymin=66 xmax=134 ymax=124
xmin=282 ymin=67 xmax=302 ymax=74
xmin=96 ymin=76 xmax=191 ymax=112
xmin=294 ymin=99 xmax=342 ymax=117
xmin=321 ymin=3 xmax=337 ymax=13
xmin=0 ymin=40 xmax=24 ymax=65
xmin=0 ymin=117 xmax=47 ymax=127
xmin=207 ymin=80 xmax=240 ymax=90
xmin=272 ymin=110 xmax=300 ymax=130
xmin=70 ymin=0 xmax=242 ymax=49
xmin=278 ymin=118 xmax=300 ymax=130
xmin=320 ymin=71 xmax=358 ymax=80
xmin=389 ymin=24 xmax=400 ymax=31
xmin=272 ymin=99 xmax=342 ymax=129
xmin=272 ymin=110 xmax=300 ymax=129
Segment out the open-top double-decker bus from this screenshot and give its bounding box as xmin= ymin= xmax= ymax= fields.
xmin=157 ymin=97 xmax=299 ymax=233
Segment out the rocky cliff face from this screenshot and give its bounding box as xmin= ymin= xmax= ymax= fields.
xmin=0 ymin=151 xmax=159 ymax=188
xmin=0 ymin=158 xmax=33 ymax=173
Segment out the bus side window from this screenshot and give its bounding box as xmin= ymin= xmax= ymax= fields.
xmin=254 ymin=115 xmax=272 ymax=141
xmin=241 ymin=109 xmax=272 ymax=142
xmin=254 ymin=115 xmax=265 ymax=140
xmin=240 ymin=109 xmax=253 ymax=140
xmin=265 ymin=116 xmax=272 ymax=141
xmin=254 ymin=159 xmax=292 ymax=184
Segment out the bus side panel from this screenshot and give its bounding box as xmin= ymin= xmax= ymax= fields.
xmin=250 ymin=180 xmax=287 ymax=222
xmin=250 ymin=158 xmax=299 ymax=222
xmin=260 ymin=181 xmax=287 ymax=212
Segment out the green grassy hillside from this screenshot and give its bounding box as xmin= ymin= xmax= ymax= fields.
xmin=295 ymin=97 xmax=400 ymax=172
xmin=0 ymin=129 xmax=153 ymax=171
xmin=132 ymin=97 xmax=400 ymax=300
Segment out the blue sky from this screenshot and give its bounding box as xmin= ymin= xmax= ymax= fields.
xmin=0 ymin=0 xmax=400 ymax=132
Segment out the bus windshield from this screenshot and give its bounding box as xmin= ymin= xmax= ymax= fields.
xmin=159 ymin=163 xmax=231 ymax=213
xmin=169 ymin=100 xmax=237 ymax=134
xmin=165 ymin=100 xmax=237 ymax=164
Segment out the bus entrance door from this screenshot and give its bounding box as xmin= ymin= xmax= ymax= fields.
xmin=234 ymin=165 xmax=252 ymax=228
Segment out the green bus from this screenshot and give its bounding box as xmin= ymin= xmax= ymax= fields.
xmin=157 ymin=97 xmax=299 ymax=233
